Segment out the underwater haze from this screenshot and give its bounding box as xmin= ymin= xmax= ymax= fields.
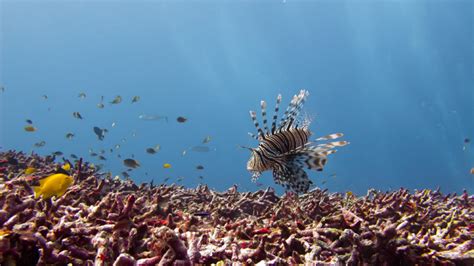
xmin=1 ymin=1 xmax=473 ymax=195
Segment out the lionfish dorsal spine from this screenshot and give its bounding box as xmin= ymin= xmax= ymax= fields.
xmin=271 ymin=94 xmax=282 ymax=134
xmin=249 ymin=110 xmax=265 ymax=139
xmin=279 ymin=93 xmax=299 ymax=129
xmin=248 ymin=132 xmax=258 ymax=140
xmin=260 ymin=100 xmax=269 ymax=134
xmin=279 ymin=90 xmax=309 ymax=130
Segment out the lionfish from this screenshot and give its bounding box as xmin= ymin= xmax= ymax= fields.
xmin=246 ymin=90 xmax=348 ymax=193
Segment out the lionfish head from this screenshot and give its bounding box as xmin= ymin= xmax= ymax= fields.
xmin=246 ymin=149 xmax=262 ymax=181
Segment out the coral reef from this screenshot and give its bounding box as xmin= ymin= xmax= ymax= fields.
xmin=0 ymin=151 xmax=473 ymax=265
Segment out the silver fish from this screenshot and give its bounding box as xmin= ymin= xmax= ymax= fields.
xmin=138 ymin=114 xmax=168 ymax=122
xmin=190 ymin=146 xmax=215 ymax=152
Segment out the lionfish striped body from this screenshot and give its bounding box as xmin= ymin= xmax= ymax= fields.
xmin=247 ymin=90 xmax=348 ymax=193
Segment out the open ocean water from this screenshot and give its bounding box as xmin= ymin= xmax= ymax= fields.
xmin=1 ymin=1 xmax=473 ymax=195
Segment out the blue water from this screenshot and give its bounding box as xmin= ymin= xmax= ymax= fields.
xmin=1 ymin=1 xmax=473 ymax=195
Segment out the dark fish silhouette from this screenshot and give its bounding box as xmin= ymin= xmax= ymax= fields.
xmin=93 ymin=127 xmax=106 ymax=140
xmin=177 ymin=116 xmax=187 ymax=123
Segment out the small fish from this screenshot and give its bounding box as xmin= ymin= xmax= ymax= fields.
xmin=93 ymin=127 xmax=106 ymax=140
xmin=196 ymin=165 xmax=204 ymax=170
xmin=32 ymin=173 xmax=74 ymax=199
xmin=41 ymin=95 xmax=48 ymax=100
xmin=123 ymin=158 xmax=140 ymax=168
xmin=73 ymin=112 xmax=83 ymax=119
xmin=90 ymin=152 xmax=98 ymax=157
xmin=329 ymin=173 xmax=337 ymax=178
xmin=138 ymin=114 xmax=168 ymax=122
xmin=78 ymin=92 xmax=86 ymax=99
xmin=110 ymin=95 xmax=122 ymax=104
xmin=25 ymin=167 xmax=37 ymax=175
xmin=463 ymin=138 xmax=471 ymax=151
xmin=111 ymin=122 xmax=116 ymax=127
xmin=52 ymin=151 xmax=63 ymax=156
xmin=25 ymin=119 xmax=33 ymax=124
xmin=62 ymin=163 xmax=71 ymax=171
xmin=97 ymin=103 xmax=105 ymax=109
xmin=65 ymin=133 xmax=75 ymax=140
xmin=177 ymin=116 xmax=187 ymax=123
xmin=115 ymin=144 xmax=121 ymax=149
xmin=163 ymin=177 xmax=170 ymax=182
xmin=321 ymin=180 xmax=327 ymax=185
xmin=131 ymin=96 xmax=140 ymax=103
xmin=34 ymin=141 xmax=46 ymax=147
xmin=100 ymin=149 xmax=105 ymax=154
xmin=117 ymin=154 xmax=122 ymax=158
xmin=202 ymin=136 xmax=212 ymax=144
xmin=122 ymin=171 xmax=130 ymax=178
xmin=190 ymin=146 xmax=215 ymax=152
xmin=163 ymin=163 xmax=172 ymax=169
xmin=346 ymin=191 xmax=354 ymax=197
xmin=0 ymin=86 xmax=4 ymax=93
xmin=146 ymin=148 xmax=157 ymax=154
xmin=70 ymin=154 xmax=78 ymax=159
xmin=182 ymin=150 xmax=187 ymax=156
xmin=177 ymin=176 xmax=184 ymax=182
xmin=98 ymin=155 xmax=107 ymax=161
xmin=198 ymin=176 xmax=204 ymax=180
xmin=470 ymin=168 xmax=474 ymax=175
xmin=24 ymin=125 xmax=37 ymax=132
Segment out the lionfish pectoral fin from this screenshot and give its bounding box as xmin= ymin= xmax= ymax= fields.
xmin=284 ymin=147 xmax=331 ymax=171
xmin=272 ymin=163 xmax=313 ymax=194
xmin=316 ymin=133 xmax=344 ymax=141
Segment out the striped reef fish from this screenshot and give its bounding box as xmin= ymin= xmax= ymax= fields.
xmin=246 ymin=90 xmax=348 ymax=193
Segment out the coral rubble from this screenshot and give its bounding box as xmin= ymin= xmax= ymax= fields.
xmin=0 ymin=151 xmax=473 ymax=265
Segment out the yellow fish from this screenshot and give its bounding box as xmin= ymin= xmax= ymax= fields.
xmin=24 ymin=125 xmax=37 ymax=132
xmin=62 ymin=163 xmax=71 ymax=171
xmin=163 ymin=163 xmax=172 ymax=169
xmin=25 ymin=167 xmax=37 ymax=175
xmin=32 ymin=173 xmax=74 ymax=199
